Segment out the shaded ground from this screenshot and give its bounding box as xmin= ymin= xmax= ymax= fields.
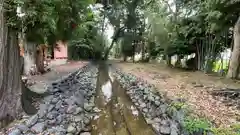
xmin=116 ymin=61 xmax=240 ymax=127
xmin=29 ymin=61 xmax=88 ymax=93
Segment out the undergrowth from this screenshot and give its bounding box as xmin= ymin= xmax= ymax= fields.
xmin=183 ymin=113 xmax=240 ymax=135
xmin=169 ymin=101 xmax=240 ymax=135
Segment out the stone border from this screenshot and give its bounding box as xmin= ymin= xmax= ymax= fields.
xmin=7 ymin=64 xmax=98 ymax=135
xmin=111 ymin=67 xmax=214 ymax=135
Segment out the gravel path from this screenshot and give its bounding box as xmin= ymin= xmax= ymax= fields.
xmin=28 ymin=61 xmax=88 ymax=94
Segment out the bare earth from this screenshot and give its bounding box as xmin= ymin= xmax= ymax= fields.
xmin=116 ymin=62 xmax=240 ymax=128
xmin=29 ymin=61 xmax=88 ymax=94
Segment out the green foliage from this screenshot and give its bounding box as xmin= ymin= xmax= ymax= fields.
xmin=183 ymin=116 xmax=211 ymax=134
xmin=68 ymin=13 xmax=107 ymax=60
xmin=170 ymin=102 xmax=187 ymax=110
xmin=6 ymin=0 xmax=94 ymax=44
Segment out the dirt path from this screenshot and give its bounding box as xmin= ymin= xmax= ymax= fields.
xmin=28 ymin=61 xmax=88 ymax=93
xmin=116 ymin=62 xmax=240 ymax=128
xmin=91 ymin=65 xmax=155 ymax=135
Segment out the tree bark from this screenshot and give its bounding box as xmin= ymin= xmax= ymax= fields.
xmin=24 ymin=42 xmax=37 ymax=75
xmin=0 ymin=24 xmax=23 ymax=128
xmin=104 ymin=26 xmax=124 ymax=60
xmin=227 ymin=16 xmax=240 ymax=79
xmin=0 ymin=3 xmax=38 ymax=128
xmin=36 ymin=50 xmax=45 ymax=74
xmin=36 ymin=44 xmax=46 ymax=74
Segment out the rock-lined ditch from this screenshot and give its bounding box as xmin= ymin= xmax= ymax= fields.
xmin=7 ymin=64 xmax=98 ymax=135
xmin=5 ymin=63 xmax=218 ymax=135
xmin=111 ymin=67 xmax=215 ymax=135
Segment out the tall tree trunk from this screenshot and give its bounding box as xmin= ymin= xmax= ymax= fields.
xmin=227 ymin=16 xmax=240 ymax=79
xmin=51 ymin=44 xmax=54 ymax=59
xmin=166 ymin=55 xmax=172 ymax=67
xmin=0 ymin=22 xmax=23 ymax=127
xmin=141 ymin=40 xmax=145 ymax=61
xmin=0 ymin=3 xmax=38 ymax=128
xmin=36 ymin=48 xmax=45 ymax=74
xmin=123 ymin=55 xmax=127 ymax=62
xmin=132 ymin=42 xmax=135 ymax=63
xmin=24 ymin=41 xmax=36 ymax=75
xmin=175 ymin=55 xmax=181 ymax=68
xmin=104 ymin=26 xmax=124 ymax=60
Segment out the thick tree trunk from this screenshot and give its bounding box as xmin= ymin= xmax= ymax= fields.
xmin=36 ymin=47 xmax=45 ymax=74
xmin=0 ymin=25 xmax=23 ymax=127
xmin=227 ymin=16 xmax=240 ymax=79
xmin=0 ymin=3 xmax=37 ymax=128
xmin=24 ymin=42 xmax=37 ymax=75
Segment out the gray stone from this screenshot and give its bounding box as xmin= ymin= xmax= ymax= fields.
xmin=74 ymin=115 xmax=83 ymax=122
xmin=161 ymin=120 xmax=169 ymax=126
xmin=17 ymin=124 xmax=29 ymax=133
xmin=47 ymin=119 xmax=56 ymax=125
xmin=56 ymin=115 xmax=64 ymax=123
xmin=67 ymin=125 xmax=76 ymax=133
xmin=31 ymin=122 xmax=45 ymax=133
xmin=26 ymin=114 xmax=39 ymax=127
xmin=25 ymin=133 xmax=35 ymax=135
xmin=8 ymin=129 xmax=21 ymax=135
xmin=56 ymin=100 xmax=63 ymax=109
xmin=83 ymin=116 xmax=90 ymax=125
xmin=38 ymin=104 xmax=48 ymax=118
xmin=47 ymin=111 xmax=58 ymax=120
xmin=74 ymin=107 xmax=83 ymax=114
xmin=159 ymin=104 xmax=168 ymax=114
xmin=140 ymin=102 xmax=146 ymax=108
xmin=173 ymin=110 xmax=185 ymax=124
xmin=44 ymin=95 xmax=54 ymax=102
xmin=47 ymin=128 xmax=56 ymax=133
xmin=143 ymin=108 xmax=148 ymax=113
xmin=63 ymin=98 xmax=72 ymax=105
xmin=160 ymin=126 xmax=171 ymax=134
xmin=84 ymin=103 xmax=94 ymax=112
xmin=146 ymin=118 xmax=155 ymax=124
xmin=207 ymin=132 xmax=214 ymax=135
xmin=153 ymin=118 xmax=161 ymax=123
xmin=170 ymin=122 xmax=179 ymax=135
xmin=80 ymin=132 xmax=91 ymax=135
xmin=155 ymin=101 xmax=161 ymax=106
xmin=155 ymin=96 xmax=160 ymax=100
xmin=48 ymin=104 xmax=55 ymax=112
xmin=58 ymin=107 xmax=66 ymax=113
xmin=67 ymin=104 xmax=77 ymax=114
xmin=81 ymin=125 xmax=92 ymax=132
xmin=51 ymin=97 xmax=59 ymax=104
xmin=54 ymin=125 xmax=66 ymax=132
xmin=152 ymin=123 xmax=161 ymax=132
xmin=55 ymin=132 xmax=66 ymax=135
